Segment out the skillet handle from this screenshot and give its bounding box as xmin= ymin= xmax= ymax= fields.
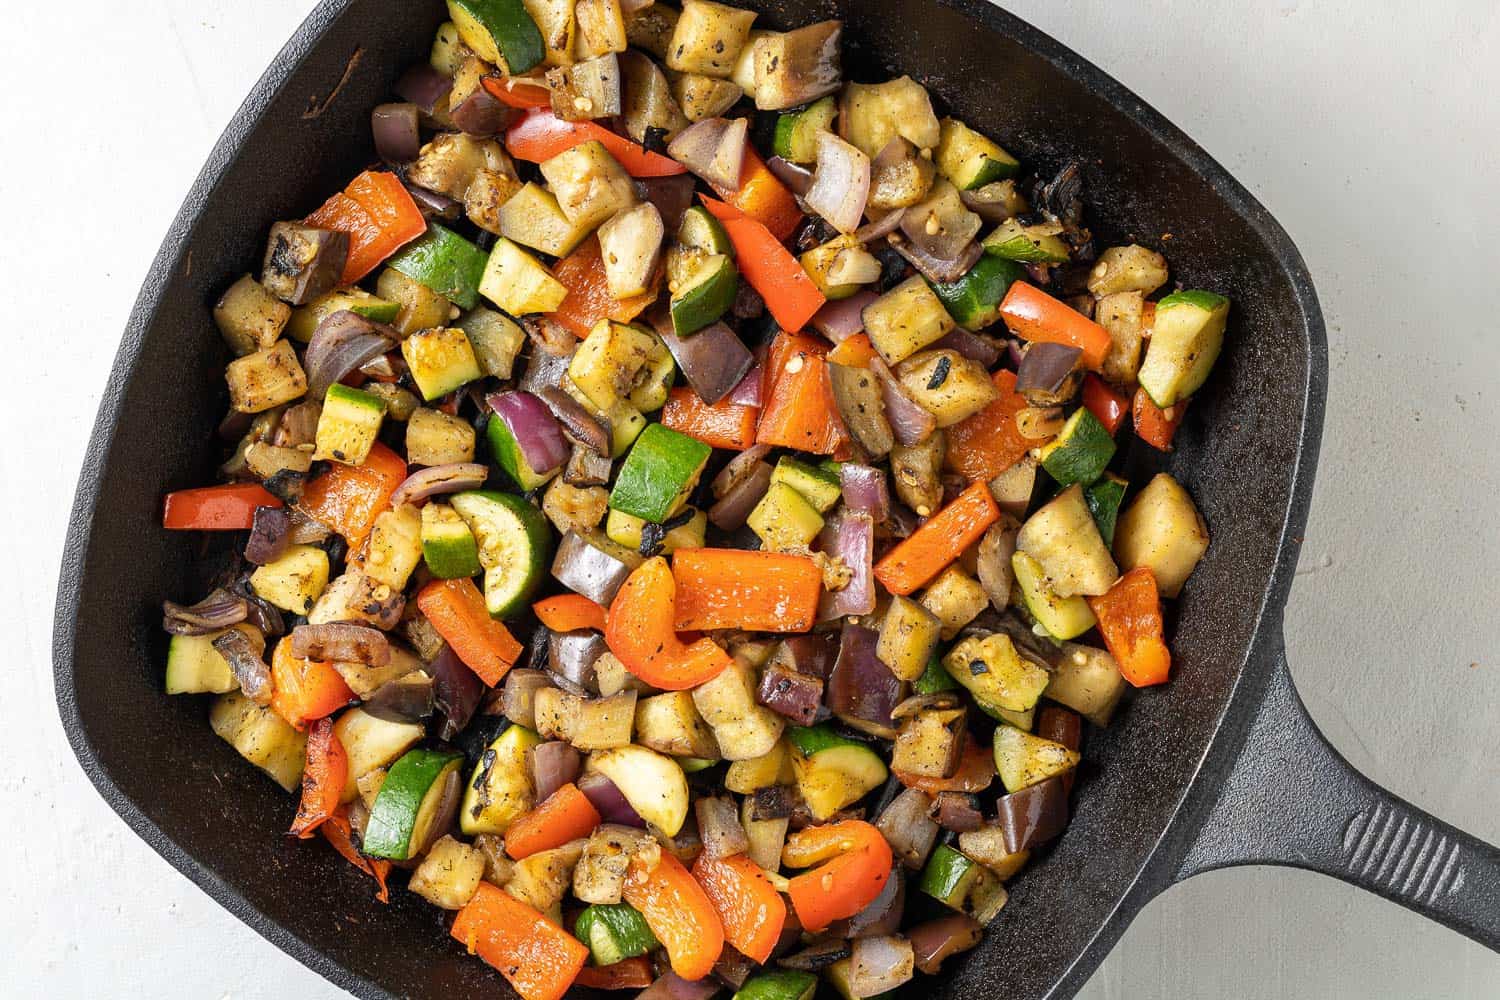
xmin=1173 ymin=645 xmax=1500 ymax=950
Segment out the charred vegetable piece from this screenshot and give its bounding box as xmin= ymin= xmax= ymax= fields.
xmin=787 ymin=725 xmax=887 ymax=820
xmin=261 ymin=223 xmax=350 ymax=306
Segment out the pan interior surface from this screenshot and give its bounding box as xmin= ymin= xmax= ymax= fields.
xmin=54 ymin=1 xmax=1321 ymax=997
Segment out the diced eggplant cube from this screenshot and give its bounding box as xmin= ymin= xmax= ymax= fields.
xmin=260 ymin=222 xmax=349 ymax=305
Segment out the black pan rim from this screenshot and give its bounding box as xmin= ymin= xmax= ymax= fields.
xmin=52 ymin=1 xmax=1329 ymax=996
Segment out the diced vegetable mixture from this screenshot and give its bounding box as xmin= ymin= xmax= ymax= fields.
xmin=164 ymin=2 xmax=1225 ymax=996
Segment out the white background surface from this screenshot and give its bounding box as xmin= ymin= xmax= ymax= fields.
xmin=2 ymin=1 xmax=1496 ymax=997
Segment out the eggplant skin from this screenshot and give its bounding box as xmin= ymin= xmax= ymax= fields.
xmin=994 ymin=775 xmax=1069 ymax=853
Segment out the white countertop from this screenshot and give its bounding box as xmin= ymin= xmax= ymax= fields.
xmin=4 ymin=1 xmax=1496 ymax=996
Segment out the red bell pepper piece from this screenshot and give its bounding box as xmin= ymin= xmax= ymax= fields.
xmin=481 ymin=75 xmax=553 ymax=109
xmin=943 ymin=369 xmax=1035 ymax=483
xmin=700 ymin=197 xmax=826 ymax=333
xmin=572 ymin=958 xmax=656 ymax=991
xmin=623 ymin=852 xmax=725 ymax=982
xmin=321 ymin=807 xmax=391 ymax=903
xmin=671 ymin=548 xmax=823 ymax=633
xmin=661 ymin=387 xmax=758 ymax=451
xmin=873 ymin=481 xmax=1000 ymax=595
xmin=532 ymin=593 xmax=609 ymax=633
xmin=162 ymin=483 xmax=281 ymax=531
xmin=1087 ymin=567 xmax=1172 ymax=686
xmin=605 ymin=557 xmax=731 ymax=690
xmin=1082 ymin=374 xmax=1130 ymax=435
xmin=506 ymin=109 xmax=688 ymax=177
xmin=296 ymin=441 xmax=407 ymax=547
xmin=504 ymin=783 xmax=603 ymax=859
xmin=269 ymin=637 xmax=354 ymax=730
xmin=1132 ymin=388 xmax=1188 ymax=451
xmin=550 ymin=235 xmax=659 ymax=337
xmin=416 ymin=578 xmax=524 ymax=687
xmin=999 ymin=282 xmax=1112 ymax=371
xmin=451 ymin=883 xmax=590 ymax=1000
xmin=755 ymin=331 xmax=848 ymax=455
xmin=692 ymin=853 xmax=787 ymax=965
xmin=782 ymin=820 xmax=894 ymax=932
xmin=708 ymin=147 xmax=803 ymax=242
xmin=305 ymin=170 xmax=426 ymax=283
xmin=289 ymin=717 xmax=347 ymax=839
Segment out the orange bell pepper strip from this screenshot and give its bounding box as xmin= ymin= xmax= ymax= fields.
xmin=691 ymin=854 xmax=787 ymax=964
xmin=297 ymin=441 xmax=407 ymax=547
xmin=481 ymin=75 xmax=553 ymax=109
xmin=550 ymin=235 xmax=660 ymax=337
xmin=708 ymin=147 xmax=803 ymax=242
xmin=700 ymin=197 xmax=826 ymax=333
xmin=756 ymin=330 xmax=849 ymax=454
xmin=533 ymin=593 xmax=609 ymax=634
xmin=893 ymin=733 xmax=995 ymax=794
xmin=782 ymin=820 xmax=893 ymax=933
xmin=623 ymin=852 xmax=724 ymax=981
xmin=289 ymin=717 xmax=347 ymax=839
xmin=451 ymin=882 xmax=590 ymax=1000
xmin=605 ymin=557 xmax=731 ymax=690
xmin=999 ymin=282 xmax=1112 ymax=371
xmin=1082 ymin=374 xmax=1130 ymax=436
xmin=874 ymin=481 xmax=1000 ymax=595
xmin=505 ymin=109 xmax=688 ymax=177
xmin=671 ymin=548 xmax=822 ymax=633
xmin=1132 ymin=388 xmax=1188 ymax=451
xmin=269 ymin=638 xmax=354 ymax=730
xmin=321 ymin=807 xmax=391 ymax=903
xmin=162 ymin=482 xmax=281 ymax=530
xmin=573 ymin=958 xmax=656 ymax=991
xmin=661 ymin=387 xmax=758 ymax=451
xmin=417 ymin=578 xmax=524 ymax=686
xmin=944 ymin=369 xmax=1035 ymax=483
xmin=827 ymin=332 xmax=879 ymax=368
xmin=504 ymin=783 xmax=603 ymax=859
xmin=1087 ymin=567 xmax=1172 ymax=687
xmin=305 ymin=170 xmax=426 ymax=283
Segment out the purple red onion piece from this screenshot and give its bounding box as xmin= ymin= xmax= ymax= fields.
xmin=636 ymin=972 xmax=722 ymax=1000
xmin=869 ymin=357 xmax=936 ymax=446
xmin=634 ymin=175 xmax=698 ymax=232
xmin=389 ymin=463 xmax=489 ymax=507
xmin=451 ymin=87 xmax=516 ymax=136
xmin=818 ymin=510 xmax=875 ymax=621
xmin=756 ymin=658 xmax=825 ymax=725
xmin=839 ymin=464 xmax=889 ymax=521
xmin=667 ymin=117 xmax=749 ymax=190
xmin=805 ymin=132 xmax=871 ymax=234
xmin=162 ymin=588 xmax=248 ymax=636
xmin=811 ymin=290 xmax=876 ymax=343
xmin=889 ymin=235 xmax=983 ymax=285
xmin=212 ymin=628 xmax=273 ymax=705
xmin=364 ymin=673 xmax=435 ymax=722
xmin=486 ymin=391 xmax=570 ymax=475
xmin=710 ymin=444 xmax=771 ymax=499
xmin=290 ymin=622 xmax=391 ymax=666
xmin=406 ymin=184 xmax=463 ymax=221
xmin=304 ymin=310 xmax=398 ymax=398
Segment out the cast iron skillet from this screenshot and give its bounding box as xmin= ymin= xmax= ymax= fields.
xmin=53 ymin=0 xmax=1500 ymax=996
